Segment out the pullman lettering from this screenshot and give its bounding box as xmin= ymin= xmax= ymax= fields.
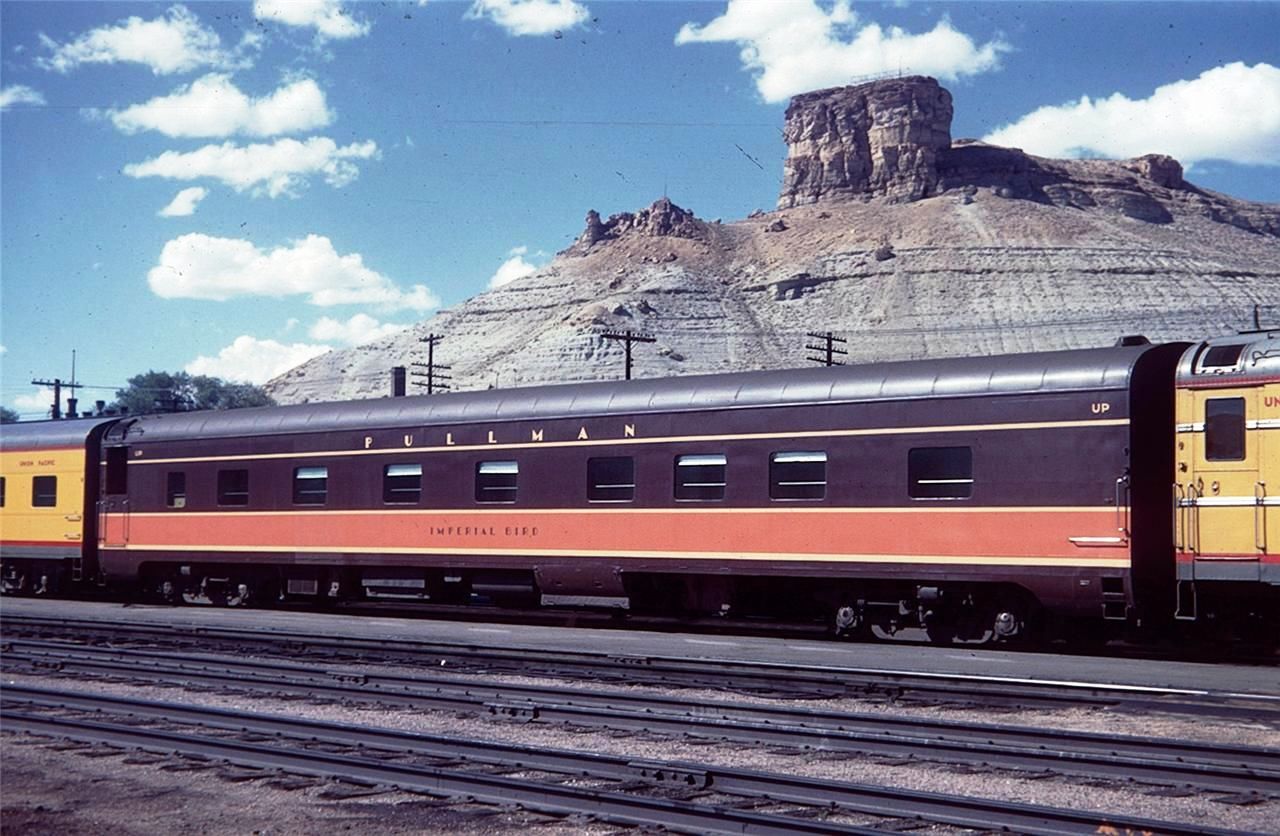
xmin=356 ymin=422 xmax=639 ymax=451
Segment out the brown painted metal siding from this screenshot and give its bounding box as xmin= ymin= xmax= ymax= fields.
xmin=116 ymin=391 xmax=1127 ymax=512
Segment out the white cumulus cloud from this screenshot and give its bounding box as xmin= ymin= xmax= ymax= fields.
xmin=254 ymin=0 xmax=370 ymax=40
xmin=158 ymin=186 xmax=209 ymax=217
xmin=309 ymin=313 xmax=409 ymax=346
xmin=37 ymin=5 xmax=256 ymax=75
xmin=108 ymin=74 xmax=332 ymax=138
xmin=0 ymin=84 xmax=46 ymax=110
xmin=467 ymin=0 xmax=589 ymax=37
xmin=487 ymin=245 xmax=540 ymax=288
xmin=13 ymin=387 xmax=56 ymax=416
xmin=123 ymin=137 xmax=379 ymax=198
xmin=186 ymin=335 xmax=331 ymax=384
xmin=984 ymin=62 xmax=1280 ymax=168
xmin=148 ymin=232 xmax=440 ymax=313
xmin=675 ymin=0 xmax=1007 ymax=103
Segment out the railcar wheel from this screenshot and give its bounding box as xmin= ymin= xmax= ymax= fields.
xmin=158 ymin=580 xmax=179 ymax=605
xmin=832 ymin=604 xmax=870 ymax=640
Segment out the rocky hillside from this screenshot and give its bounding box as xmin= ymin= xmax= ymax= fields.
xmin=266 ymin=76 xmax=1280 ymax=404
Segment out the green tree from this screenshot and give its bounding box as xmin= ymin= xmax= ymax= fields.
xmin=0 ymin=406 xmax=19 ymax=424
xmin=113 ymin=371 xmax=275 ymax=415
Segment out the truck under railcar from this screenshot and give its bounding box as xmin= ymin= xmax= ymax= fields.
xmin=94 ymin=342 xmax=1188 ymax=642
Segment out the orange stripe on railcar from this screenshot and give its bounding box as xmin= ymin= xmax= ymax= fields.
xmin=102 ymin=507 xmax=1130 ymax=566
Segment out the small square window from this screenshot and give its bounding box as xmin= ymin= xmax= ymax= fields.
xmin=588 ymin=457 xmax=635 ymax=502
xmin=166 ymin=472 xmax=186 ymax=508
xmin=383 ymin=464 xmax=422 ymax=504
xmin=675 ymin=454 xmax=726 ymax=501
xmin=908 ymin=447 xmax=973 ymax=499
xmin=293 ymin=466 xmax=328 ymax=505
xmin=476 ymin=461 xmax=518 ymax=503
xmin=770 ymin=452 xmax=826 ymax=500
xmin=216 ymin=469 xmax=249 ymax=506
xmin=1205 ymin=398 xmax=1245 ymax=461
xmin=32 ymin=475 xmax=57 ymax=508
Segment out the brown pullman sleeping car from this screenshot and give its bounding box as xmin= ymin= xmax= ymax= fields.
xmin=92 ymin=340 xmax=1188 ymax=641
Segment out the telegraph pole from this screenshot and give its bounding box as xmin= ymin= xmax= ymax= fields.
xmin=411 ymin=333 xmax=451 ymax=394
xmin=31 ymin=377 xmax=83 ymax=420
xmin=805 ymin=331 xmax=848 ymax=367
xmin=600 ymin=329 xmax=656 ymax=380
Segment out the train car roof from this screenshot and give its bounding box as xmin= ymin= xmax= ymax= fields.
xmin=1176 ymin=331 xmax=1280 ymax=385
xmin=0 ymin=416 xmax=119 ymax=452
xmin=109 ymin=343 xmax=1172 ymax=445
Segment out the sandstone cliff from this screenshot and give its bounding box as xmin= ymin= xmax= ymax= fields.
xmin=265 ymin=77 xmax=1279 ymax=405
xmin=778 ymin=76 xmax=953 ymax=207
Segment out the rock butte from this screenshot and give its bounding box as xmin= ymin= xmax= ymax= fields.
xmin=266 ymin=76 xmax=1279 ymax=405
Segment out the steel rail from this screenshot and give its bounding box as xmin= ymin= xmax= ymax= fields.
xmin=6 ymin=639 xmax=1278 ymax=797
xmin=4 ymin=613 xmax=1276 ymax=717
xmin=0 ymin=708 xmax=874 ymax=836
xmin=1 ymin=684 xmax=1251 ymax=836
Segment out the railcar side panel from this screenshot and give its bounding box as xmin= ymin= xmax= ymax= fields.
xmin=1174 ymin=332 xmax=1280 ymax=626
xmin=98 ymin=357 xmax=1152 ymax=626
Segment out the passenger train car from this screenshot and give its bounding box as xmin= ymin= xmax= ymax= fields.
xmin=2 ymin=335 xmax=1276 ymax=643
xmin=1174 ymin=332 xmax=1280 ymax=622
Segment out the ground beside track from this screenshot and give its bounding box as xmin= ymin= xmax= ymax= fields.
xmin=3 ymin=598 xmax=1278 ymax=835
xmin=4 ymin=598 xmax=1278 ymax=695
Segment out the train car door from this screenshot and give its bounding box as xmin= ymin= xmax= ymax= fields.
xmin=1188 ymin=388 xmax=1262 ymax=577
xmin=99 ymin=445 xmax=130 ymax=547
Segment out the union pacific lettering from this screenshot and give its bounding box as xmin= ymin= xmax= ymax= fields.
xmin=362 ymin=423 xmax=636 ymax=451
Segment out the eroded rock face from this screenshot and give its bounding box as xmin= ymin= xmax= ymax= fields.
xmin=1123 ymin=154 xmax=1184 ymax=190
xmin=567 ymin=197 xmax=707 ymax=254
xmin=778 ymin=76 xmax=953 ymax=208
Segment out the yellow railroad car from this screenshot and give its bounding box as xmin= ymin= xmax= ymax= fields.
xmin=1174 ymin=331 xmax=1280 ymax=622
xmin=0 ymin=417 xmax=116 ymax=594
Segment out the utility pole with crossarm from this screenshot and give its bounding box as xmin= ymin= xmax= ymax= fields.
xmin=410 ymin=334 xmax=451 ymax=394
xmin=600 ymin=329 xmax=656 ymax=381
xmin=805 ymin=331 xmax=848 ymax=367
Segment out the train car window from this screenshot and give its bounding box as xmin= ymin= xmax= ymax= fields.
xmin=383 ymin=464 xmax=422 ymax=504
xmin=908 ymin=447 xmax=973 ymax=499
xmin=1199 ymin=344 xmax=1245 ymax=370
xmin=1204 ymin=398 xmax=1246 ymax=461
xmin=588 ymin=457 xmax=635 ymax=502
xmin=769 ymin=452 xmax=826 ymax=500
xmin=216 ymin=469 xmax=250 ymax=506
xmin=32 ymin=476 xmax=57 ymax=507
xmin=1 ymin=477 xmax=6 ymax=507
xmin=105 ymin=446 xmax=128 ymax=494
xmin=166 ymin=472 xmax=187 ymax=508
xmin=293 ymin=466 xmax=329 ymax=505
xmin=675 ymin=454 xmax=727 ymax=501
xmin=476 ymin=461 xmax=518 ymax=503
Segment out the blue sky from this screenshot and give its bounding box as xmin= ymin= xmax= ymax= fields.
xmin=2 ymin=0 xmax=1278 ymax=418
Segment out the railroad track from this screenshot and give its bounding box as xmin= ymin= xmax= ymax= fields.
xmin=5 ymin=613 xmax=1277 ymax=718
xmin=5 ymin=637 xmax=1279 ymax=798
xmin=1 ymin=683 xmax=1257 ymax=836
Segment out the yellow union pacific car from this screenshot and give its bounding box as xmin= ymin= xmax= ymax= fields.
xmin=1175 ymin=331 xmax=1280 ymax=621
xmin=0 ymin=417 xmax=115 ymax=594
